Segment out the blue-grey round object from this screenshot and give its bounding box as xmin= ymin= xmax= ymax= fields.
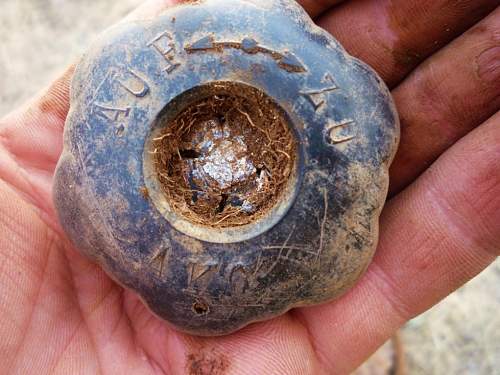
xmin=54 ymin=0 xmax=399 ymax=336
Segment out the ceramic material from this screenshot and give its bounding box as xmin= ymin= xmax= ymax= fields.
xmin=54 ymin=0 xmax=399 ymax=336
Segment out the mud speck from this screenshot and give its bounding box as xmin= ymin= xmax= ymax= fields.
xmin=139 ymin=186 xmax=150 ymax=199
xmin=187 ymin=349 xmax=230 ymax=375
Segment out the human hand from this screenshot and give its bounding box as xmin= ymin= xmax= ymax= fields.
xmin=1 ymin=0 xmax=499 ymax=374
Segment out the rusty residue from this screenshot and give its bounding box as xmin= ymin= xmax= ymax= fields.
xmin=139 ymin=186 xmax=150 ymax=200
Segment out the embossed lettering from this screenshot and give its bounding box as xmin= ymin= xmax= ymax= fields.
xmin=93 ymin=103 xmax=131 ymax=122
xmin=188 ymin=262 xmax=218 ymax=286
xmin=89 ymin=68 xmax=150 ymax=132
xmin=118 ymin=68 xmax=150 ymax=97
xmin=300 ymin=73 xmax=339 ymax=111
xmin=326 ymin=119 xmax=356 ymax=144
xmin=228 ymin=265 xmax=251 ymax=295
xmin=148 ymin=31 xmax=181 ymax=73
xmin=149 ymin=245 xmax=171 ymax=278
xmin=184 ymin=257 xmax=222 ymax=293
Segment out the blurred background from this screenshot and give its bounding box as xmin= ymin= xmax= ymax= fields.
xmin=1 ymin=1 xmax=499 ymax=373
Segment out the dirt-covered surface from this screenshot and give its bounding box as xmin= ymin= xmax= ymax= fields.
xmin=1 ymin=1 xmax=499 ymax=373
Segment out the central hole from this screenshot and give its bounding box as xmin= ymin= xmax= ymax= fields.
xmin=152 ymin=83 xmax=296 ymax=228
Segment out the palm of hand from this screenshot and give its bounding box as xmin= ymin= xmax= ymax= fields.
xmin=1 ymin=1 xmax=499 ymax=374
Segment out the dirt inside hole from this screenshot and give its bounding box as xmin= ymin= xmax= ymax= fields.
xmin=152 ymin=82 xmax=297 ymax=228
xmin=192 ymin=301 xmax=210 ymax=315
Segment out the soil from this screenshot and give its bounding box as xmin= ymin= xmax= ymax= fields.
xmin=152 ymin=82 xmax=296 ymax=228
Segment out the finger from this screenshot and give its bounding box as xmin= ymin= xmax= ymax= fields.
xmin=297 ymin=0 xmax=346 ymax=19
xmin=124 ymin=299 xmax=325 ymax=375
xmin=180 ymin=317 xmax=324 ymax=375
xmin=294 ymin=111 xmax=500 ymax=374
xmin=0 ymin=179 xmax=57 ymax=371
xmin=0 ymin=65 xmax=74 ymax=172
xmin=389 ymin=7 xmax=500 ymax=194
xmin=0 ymin=65 xmax=74 ymax=219
xmin=317 ymin=0 xmax=498 ymax=87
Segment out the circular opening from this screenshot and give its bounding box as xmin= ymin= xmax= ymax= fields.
xmin=144 ymin=81 xmax=300 ymax=243
xmin=192 ymin=300 xmax=210 ymax=315
xmin=151 ymin=82 xmax=296 ymax=226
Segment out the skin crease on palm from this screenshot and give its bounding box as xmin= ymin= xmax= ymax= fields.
xmin=0 ymin=0 xmax=499 ymax=373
